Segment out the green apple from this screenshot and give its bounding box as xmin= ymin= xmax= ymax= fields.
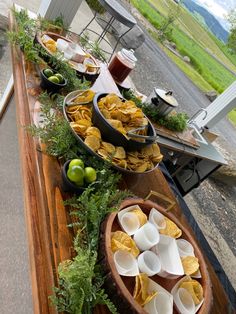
xmin=67 ymin=165 xmax=84 ymax=183
xmin=84 ymin=167 xmax=97 ymax=183
xmin=69 ymin=159 xmax=84 ymax=169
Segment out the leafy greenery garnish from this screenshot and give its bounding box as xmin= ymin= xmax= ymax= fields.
xmin=52 ymin=172 xmax=130 ymax=313
xmin=123 ymin=89 xmax=189 ymax=132
xmin=39 ymin=13 xmax=70 ymax=33
xmin=28 ymin=90 xmax=130 ymax=313
xmin=80 ymin=32 xmax=107 ymax=62
xmin=27 ymin=92 xmax=78 ymax=158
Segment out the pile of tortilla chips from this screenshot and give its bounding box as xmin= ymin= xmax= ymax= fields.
xmin=181 ymin=256 xmax=199 ymax=276
xmin=179 ymin=278 xmax=204 ymax=305
xmin=159 ymin=217 xmax=182 ymax=238
xmin=66 ymin=91 xmax=163 ymax=173
xmin=98 ymin=94 xmax=148 ymax=140
xmin=111 ymin=231 xmax=140 ymax=257
xmin=42 ymin=35 xmax=57 ymax=53
xmin=133 ymin=274 xmax=157 ymax=306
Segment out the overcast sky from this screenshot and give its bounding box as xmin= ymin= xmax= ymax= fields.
xmin=195 ymin=0 xmax=236 ymax=18
xmin=194 ymin=0 xmax=236 ymax=29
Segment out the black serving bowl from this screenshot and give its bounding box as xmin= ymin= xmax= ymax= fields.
xmin=40 ymin=68 xmax=67 ymax=93
xmin=92 ymin=93 xmax=157 ymax=151
xmin=61 ymin=160 xmax=85 ymax=195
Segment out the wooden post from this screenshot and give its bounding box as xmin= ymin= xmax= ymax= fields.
xmin=38 ymin=0 xmax=83 ymax=25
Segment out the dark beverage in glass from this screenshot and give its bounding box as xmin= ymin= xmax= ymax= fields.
xmin=108 ymin=49 xmax=137 ymax=83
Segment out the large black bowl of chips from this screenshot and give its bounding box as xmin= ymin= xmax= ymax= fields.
xmin=92 ymin=93 xmax=157 ymax=151
xmin=63 ymin=90 xmax=163 ymax=174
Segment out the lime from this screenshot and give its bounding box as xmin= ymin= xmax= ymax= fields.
xmin=67 ymin=165 xmax=84 ymax=183
xmin=75 ymin=178 xmax=84 ymax=187
xmin=48 ymin=76 xmax=60 ymax=84
xmin=84 ymin=167 xmax=97 ymax=183
xmin=44 ymin=68 xmax=54 ymax=77
xmin=55 ymin=73 xmax=64 ymax=83
xmin=69 ymin=159 xmax=84 ymax=169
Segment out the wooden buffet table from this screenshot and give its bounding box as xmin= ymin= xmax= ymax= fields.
xmin=10 ymin=19 xmax=235 ymax=314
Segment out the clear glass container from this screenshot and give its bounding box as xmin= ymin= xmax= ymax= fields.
xmin=108 ymin=48 xmax=137 ymax=83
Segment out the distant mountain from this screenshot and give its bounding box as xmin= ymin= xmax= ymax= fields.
xmin=182 ymin=0 xmax=229 ymax=43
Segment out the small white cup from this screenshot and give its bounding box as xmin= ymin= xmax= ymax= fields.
xmin=134 ymin=222 xmax=160 ymax=251
xmin=56 ymin=38 xmax=69 ymax=52
xmin=176 ymin=239 xmax=194 ymax=257
xmin=119 ymin=212 xmax=140 ymax=235
xmin=149 ymin=208 xmax=166 ymax=230
xmin=63 ymin=46 xmax=75 ymax=60
xmin=173 ymin=287 xmax=195 ymax=314
xmin=138 ymin=250 xmax=161 ymax=276
xmin=144 ymin=291 xmax=173 ymax=314
xmin=113 ymin=250 xmax=139 ymax=276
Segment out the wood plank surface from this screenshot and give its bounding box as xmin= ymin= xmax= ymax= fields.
xmin=154 ymin=123 xmax=200 ymax=149
xmin=10 ymin=14 xmax=234 ymax=314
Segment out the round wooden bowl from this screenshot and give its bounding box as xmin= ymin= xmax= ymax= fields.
xmin=100 ymin=198 xmax=213 ymax=314
xmin=35 ymin=31 xmax=100 ymax=82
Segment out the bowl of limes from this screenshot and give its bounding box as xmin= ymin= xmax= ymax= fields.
xmin=40 ymin=68 xmax=67 ymax=92
xmin=61 ymin=159 xmax=97 ymax=194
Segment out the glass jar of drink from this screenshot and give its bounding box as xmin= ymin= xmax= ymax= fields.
xmin=108 ymin=49 xmax=137 ymax=83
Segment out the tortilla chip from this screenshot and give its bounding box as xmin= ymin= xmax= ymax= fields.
xmin=113 ymin=146 xmax=126 ymax=159
xmin=133 ymin=274 xmax=158 ymax=306
xmin=111 ymin=231 xmax=139 ymax=257
xmin=84 ymin=135 xmax=100 ymax=151
xmin=181 ymin=256 xmax=199 ymax=276
xmin=130 ymin=208 xmax=147 ymax=226
xmin=180 ymin=280 xmax=203 ymax=305
xmin=85 ymin=126 xmax=101 ymax=139
xmin=159 ymin=217 xmax=182 ymax=238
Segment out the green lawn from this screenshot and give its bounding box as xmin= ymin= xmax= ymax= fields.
xmin=228 ymin=109 xmax=236 ymax=126
xmin=131 ymin=0 xmax=236 ymax=93
xmin=161 ymin=45 xmax=213 ymax=92
xmin=149 ymin=0 xmax=236 ymax=73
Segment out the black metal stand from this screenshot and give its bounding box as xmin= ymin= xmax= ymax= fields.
xmin=79 ymin=0 xmax=136 ymax=61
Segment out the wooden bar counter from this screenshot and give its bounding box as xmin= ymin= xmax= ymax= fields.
xmin=10 ymin=19 xmax=235 ymax=314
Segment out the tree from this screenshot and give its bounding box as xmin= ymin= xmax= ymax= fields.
xmin=158 ymin=0 xmax=182 ymax=41
xmin=227 ymin=9 xmax=236 ymax=52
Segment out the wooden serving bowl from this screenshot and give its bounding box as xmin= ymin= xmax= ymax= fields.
xmin=35 ymin=31 xmax=100 ymax=82
xmin=100 ymin=198 xmax=212 ymax=313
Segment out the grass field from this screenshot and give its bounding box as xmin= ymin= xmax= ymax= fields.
xmin=161 ymin=45 xmax=214 ymax=92
xmin=149 ymin=0 xmax=236 ymax=73
xmin=228 ymin=110 xmax=236 ymax=125
xmin=131 ymin=0 xmax=236 ymax=93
